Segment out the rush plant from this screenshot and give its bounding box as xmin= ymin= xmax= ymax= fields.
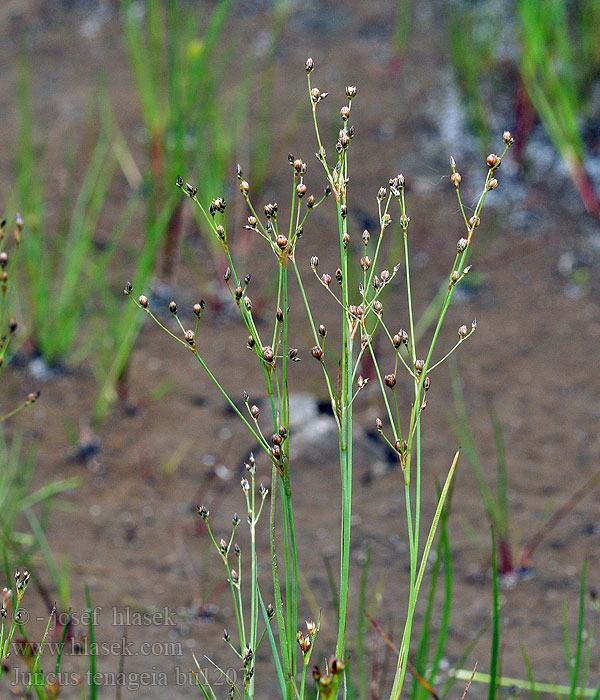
xmin=129 ymin=60 xmax=513 ymax=700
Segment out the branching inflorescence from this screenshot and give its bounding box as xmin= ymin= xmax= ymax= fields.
xmin=128 ymin=59 xmax=514 ymax=700
xmin=0 ymin=214 xmax=40 ymax=423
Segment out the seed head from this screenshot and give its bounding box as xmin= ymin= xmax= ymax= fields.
xmin=340 ymin=105 xmax=350 ymax=120
xmin=503 ymin=130 xmax=514 ymax=145
xmin=307 ymin=194 xmax=315 ymax=208
xmin=276 ymin=234 xmax=288 ymax=249
xmin=0 ymin=252 xmax=7 ymax=269
xmin=9 ymin=318 xmax=17 ymax=333
xmin=457 ymin=238 xmax=468 ymax=252
xmin=318 ymin=324 xmax=327 ymax=337
xmin=486 ymin=153 xmax=499 ymax=168
xmin=335 ymin=268 xmax=343 ymax=285
xmin=276 ymin=308 xmax=284 ymax=323
xmin=451 ymin=172 xmax=462 ymax=186
xmin=250 ymin=404 xmax=260 ymax=419
xmin=424 ymin=376 xmax=431 ymax=391
xmin=296 ymin=183 xmax=307 ymax=198
xmin=311 ymin=346 xmax=324 ymax=361
xmin=197 ymin=505 xmax=209 ymax=520
xmin=26 ymin=391 xmax=40 ymax=404
xmin=311 ymin=256 xmax=319 ymax=269
xmin=321 ymin=273 xmax=332 ymax=286
xmin=262 ymin=346 xmax=274 ymax=363
xmin=247 ymin=216 xmax=257 ymax=228
xmin=377 ymin=187 xmax=386 ymax=200
xmin=488 ymin=177 xmax=498 ymax=190
xmin=342 ymin=232 xmax=350 ymax=248
xmin=169 ymin=301 xmax=177 ymax=314
xmin=193 ymin=300 xmax=205 ymax=316
xmin=468 ymin=215 xmax=480 ymax=228
xmin=374 ymin=300 xmax=383 ymax=314
xmin=345 ymin=85 xmax=357 ymax=99
xmin=305 ymin=57 xmax=314 ymax=73
xmin=414 ymin=359 xmax=425 ymax=374
xmin=375 ymin=417 xmax=383 ymax=432
xmin=240 ymin=180 xmax=250 ymax=195
xmin=138 ymin=295 xmax=149 ymax=309
xmin=458 ymin=324 xmax=468 ymax=338
xmin=384 ymin=373 xmax=396 ymax=389
xmin=185 ymin=329 xmax=195 ymax=345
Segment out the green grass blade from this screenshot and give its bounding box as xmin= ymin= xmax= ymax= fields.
xmin=85 ymin=584 xmax=97 ymax=700
xmin=521 ymin=644 xmax=539 ymax=700
xmin=569 ymin=562 xmax=587 ymax=700
xmin=488 ymin=531 xmax=500 ymax=700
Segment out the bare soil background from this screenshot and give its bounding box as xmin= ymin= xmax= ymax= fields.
xmin=0 ymin=1 xmax=599 ymax=698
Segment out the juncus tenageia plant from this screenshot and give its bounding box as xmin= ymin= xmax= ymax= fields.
xmin=129 ymin=59 xmax=514 ymax=700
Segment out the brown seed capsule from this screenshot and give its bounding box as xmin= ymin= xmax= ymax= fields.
xmin=457 ymin=238 xmax=468 ymax=252
xmin=311 ymin=87 xmax=321 ymax=103
xmin=297 ymin=183 xmax=307 ymax=198
xmin=392 ymin=334 xmax=402 ymax=348
xmin=342 ymin=232 xmax=350 ymax=248
xmin=311 ymin=346 xmax=324 ymax=360
xmin=224 ymin=267 xmax=232 ymax=282
xmin=247 ymin=215 xmax=257 ymax=228
xmin=415 ymin=359 xmax=425 ymax=374
xmin=321 ymin=273 xmax=332 ymax=286
xmin=138 ymin=295 xmax=149 ymax=309
xmin=424 ymin=376 xmax=431 ymax=391
xmin=219 ymin=538 xmax=228 ymax=554
xmin=306 ymin=618 xmax=316 ymax=635
xmin=360 ymin=256 xmax=372 ymax=271
xmin=124 ymin=281 xmax=133 ymax=296
xmin=340 ymin=204 xmax=347 ymax=218
xmin=330 ymin=656 xmax=345 ymax=674
xmin=244 ymin=296 xmax=252 ymax=311
xmin=377 ymin=187 xmax=386 ymax=200
xmin=345 ymin=85 xmax=357 ymax=99
xmin=375 ymin=417 xmax=383 ymax=432
xmin=305 ymin=57 xmax=314 ymax=73
xmin=458 ymin=324 xmax=468 ymax=338
xmin=271 ymin=433 xmax=283 ymax=446
xmin=486 ymin=153 xmax=499 ymax=168
xmin=262 ymin=346 xmax=274 ymax=363
xmin=276 ymin=308 xmax=284 ymax=322
xmin=451 ymin=172 xmax=462 ymax=186
xmin=362 ymin=230 xmax=370 ymax=245
xmin=276 ymin=234 xmax=288 ymax=249
xmin=311 ymin=256 xmax=319 ymax=269
xmin=340 ymin=105 xmax=350 ymax=120
xmin=488 ymin=177 xmax=498 ymax=190
xmin=399 ymin=328 xmax=409 ymax=345
xmin=503 ymin=130 xmax=514 ymax=145
xmin=250 ymin=405 xmax=260 ymax=419
xmin=380 ymin=269 xmax=390 ymax=283
xmin=335 ymin=268 xmax=343 ymax=285
xmin=26 ymin=391 xmax=39 ymax=404
xmin=247 ymin=335 xmax=255 ymax=348
xmin=468 ymin=215 xmax=480 ymax=228
xmin=385 ymin=373 xmax=396 ymax=389
xmin=451 ymin=271 xmax=460 ymax=284
xmin=185 ymin=329 xmax=195 ymax=345
xmin=240 ymin=180 xmax=250 ymax=196
xmin=169 ymin=301 xmax=177 ymax=314
xmin=9 ymin=318 xmax=17 ymax=333
xmin=193 ymin=301 xmax=205 ymax=316
xmin=0 ymin=252 xmax=7 ymax=268
xmin=318 ymin=324 xmax=327 ymax=337
xmin=307 ymin=194 xmax=315 ymax=208
xmin=373 ymin=300 xmax=383 ymax=314
xmin=235 ymin=286 xmax=243 ymax=299
xmin=271 ymin=444 xmax=281 ymax=460
xmin=267 ymin=603 xmax=275 ymax=618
